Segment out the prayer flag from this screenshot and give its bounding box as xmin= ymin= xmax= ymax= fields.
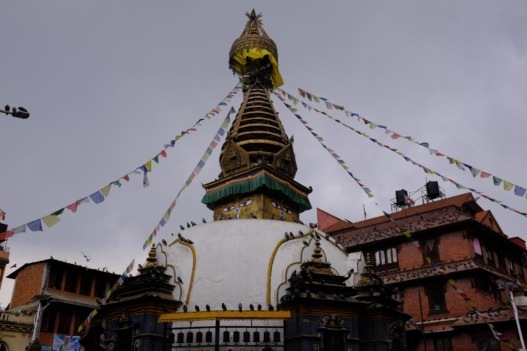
xmin=27 ymin=219 xmax=43 ymax=232
xmin=42 ymin=214 xmax=61 ymax=228
xmin=514 ymin=185 xmax=526 ymax=197
xmin=90 ymin=191 xmax=105 ymax=204
xmin=100 ymin=184 xmax=112 ymax=197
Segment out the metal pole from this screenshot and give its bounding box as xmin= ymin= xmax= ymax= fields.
xmin=509 ymin=290 xmax=526 ymax=351
xmin=215 ymin=320 xmax=220 ymax=351
xmin=418 ymin=290 xmax=428 ymax=351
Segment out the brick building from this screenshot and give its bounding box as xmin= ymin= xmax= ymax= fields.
xmin=6 ymin=259 xmax=119 ymax=349
xmin=321 ymin=192 xmax=527 ymax=351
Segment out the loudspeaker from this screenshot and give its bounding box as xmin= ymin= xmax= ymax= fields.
xmin=426 ymin=181 xmax=440 ymax=199
xmin=395 ymin=189 xmax=408 ymax=206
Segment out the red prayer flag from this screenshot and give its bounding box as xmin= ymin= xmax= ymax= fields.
xmin=160 ymin=150 xmax=167 ymax=158
xmin=122 ymin=174 xmax=130 ymax=181
xmin=66 ymin=202 xmax=79 ymax=213
xmin=0 ymin=231 xmax=14 ymax=240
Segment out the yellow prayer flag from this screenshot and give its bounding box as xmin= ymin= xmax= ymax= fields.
xmin=146 ymin=161 xmax=152 ymax=172
xmin=503 ymin=181 xmax=513 ymax=191
xmin=100 ymin=184 xmax=112 ymax=197
xmin=42 ymin=214 xmax=61 ymax=228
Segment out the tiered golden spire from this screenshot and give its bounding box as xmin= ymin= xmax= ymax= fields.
xmin=220 ymin=10 xmax=295 ymax=178
xmin=202 ymin=10 xmax=311 ymax=222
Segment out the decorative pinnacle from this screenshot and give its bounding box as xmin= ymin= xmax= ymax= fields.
xmin=311 ymin=238 xmax=323 ymax=263
xmin=246 ymin=9 xmax=261 ymax=21
xmin=144 ymin=244 xmax=158 ymax=269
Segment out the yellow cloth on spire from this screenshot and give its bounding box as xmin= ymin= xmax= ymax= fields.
xmin=231 ymin=48 xmax=284 ymax=89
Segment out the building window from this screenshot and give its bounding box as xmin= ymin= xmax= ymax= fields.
xmin=48 ymin=267 xmax=64 ymax=290
xmin=94 ymin=278 xmax=107 ymax=298
xmin=485 ymin=247 xmax=496 ymax=268
xmin=195 ymin=331 xmax=203 ymax=343
xmin=186 ymin=332 xmax=193 ymax=343
xmin=0 ymin=342 xmax=8 ymax=351
xmin=478 ymin=338 xmax=500 ymax=351
xmin=474 ymin=275 xmax=502 ymax=303
xmin=508 ymin=259 xmax=516 ymax=274
xmin=64 ymin=272 xmax=78 ymax=293
xmin=423 ymin=238 xmax=439 ymax=265
xmin=41 ymin=308 xmax=56 ymax=332
xmin=373 ymin=247 xmax=398 ymax=270
xmin=177 ymin=332 xmax=184 ymax=343
xmin=57 ymin=310 xmax=73 ymax=335
xmin=243 ymin=331 xmax=250 ymax=342
xmin=426 ymin=284 xmax=447 ymax=313
xmin=473 ymin=237 xmax=482 ymax=255
xmin=263 ymin=331 xmax=271 ymax=342
xmin=434 ymin=337 xmax=452 ymax=351
xmin=206 ymin=331 xmax=213 ymax=343
xmin=223 ymin=331 xmax=229 ymax=342
xmin=273 ymin=331 xmax=281 ymax=342
xmin=79 ymin=274 xmax=93 ymax=296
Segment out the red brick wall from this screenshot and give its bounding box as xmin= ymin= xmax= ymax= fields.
xmin=438 ymin=230 xmax=472 ymax=261
xmin=398 ymin=242 xmax=423 ymax=268
xmin=404 ymin=278 xmax=503 ymax=320
xmin=10 ymin=262 xmax=46 ymax=308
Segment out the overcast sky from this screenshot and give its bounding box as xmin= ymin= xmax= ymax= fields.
xmin=1 ymin=1 xmax=526 ymax=307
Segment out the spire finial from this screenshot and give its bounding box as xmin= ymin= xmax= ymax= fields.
xmin=311 ymin=238 xmax=323 ymax=263
xmin=144 ymin=244 xmax=158 ymax=269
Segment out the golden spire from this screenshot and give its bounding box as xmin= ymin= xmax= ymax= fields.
xmin=229 ymin=9 xmax=283 ymax=89
xmin=201 ymin=10 xmax=311 ymax=222
xmin=220 ymin=10 xmax=295 ymax=178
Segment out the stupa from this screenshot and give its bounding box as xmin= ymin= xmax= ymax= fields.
xmin=81 ymin=10 xmax=409 ymax=351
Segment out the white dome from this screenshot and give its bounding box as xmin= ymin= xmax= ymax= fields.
xmin=156 ymin=219 xmax=357 ymax=311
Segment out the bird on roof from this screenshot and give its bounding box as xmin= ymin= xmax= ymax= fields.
xmin=191 ymin=221 xmax=196 ymax=226
xmin=284 ymin=232 xmax=289 ymax=240
xmin=10 ymin=263 xmax=16 ymax=268
xmin=202 ymin=218 xmax=207 ymax=223
xmin=162 ymin=239 xmax=168 ymax=246
xmin=183 ymin=305 xmax=187 ymax=312
xmin=238 ymin=303 xmax=242 ymax=312
xmin=268 ymin=305 xmax=274 ymax=311
xmin=206 ymin=304 xmax=211 ymax=312
xmin=186 ymin=222 xmax=191 ymax=228
xmin=222 ymin=302 xmax=227 ymax=311
xmin=180 ymin=225 xmax=185 ymax=230
xmin=257 ymin=304 xmax=262 ymax=311
xmin=298 ymin=230 xmax=304 ymax=235
xmin=177 ymin=276 xmax=184 ymax=284
xmin=195 ymin=305 xmax=200 ymax=312
xmin=249 ymin=304 xmax=254 ymax=311
xmin=303 ymin=241 xmax=309 ymax=246
xmin=185 ymin=238 xmax=194 ymax=245
xmin=289 ymin=232 xmax=294 ymax=239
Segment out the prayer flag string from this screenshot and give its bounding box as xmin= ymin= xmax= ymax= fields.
xmin=277 ymin=88 xmax=527 ymax=220
xmin=141 ymin=107 xmax=234 ymax=250
xmin=78 ymin=106 xmax=235 ymax=334
xmin=276 ymin=92 xmax=517 ymax=349
xmin=0 ymin=84 xmax=242 ymax=242
xmin=284 ymin=84 xmax=527 ymax=203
